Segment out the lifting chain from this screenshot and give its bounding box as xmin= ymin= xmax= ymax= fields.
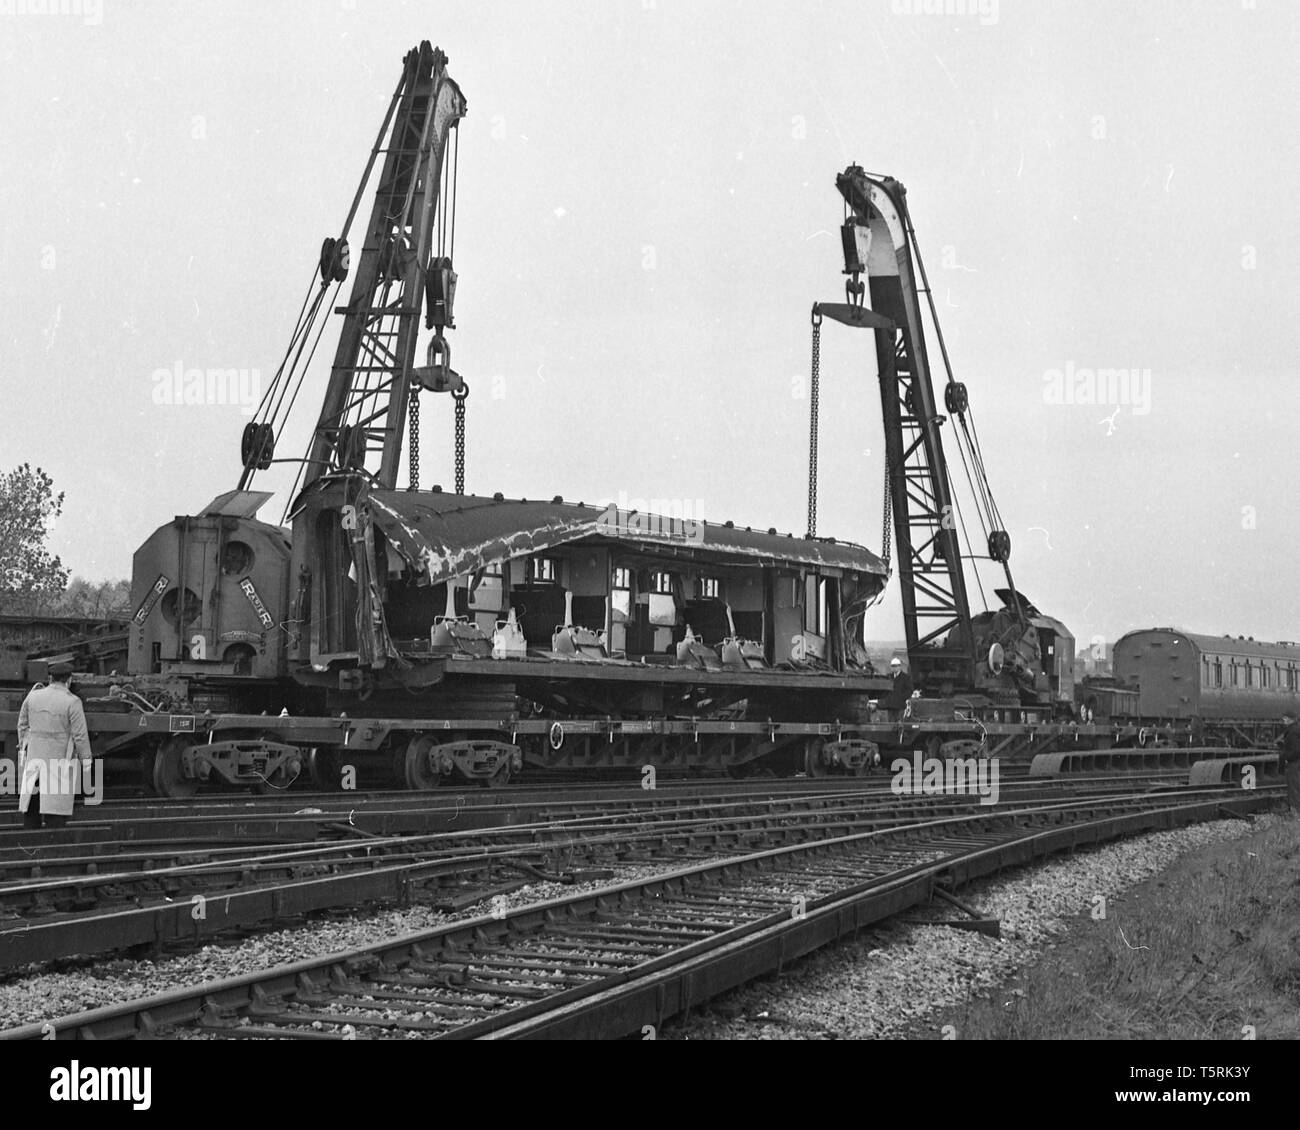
xmin=880 ymin=454 xmax=893 ymax=569
xmin=408 ymin=387 xmax=420 ymax=490
xmin=453 ymin=382 xmax=468 ymax=495
xmin=807 ymin=309 xmax=822 ymax=538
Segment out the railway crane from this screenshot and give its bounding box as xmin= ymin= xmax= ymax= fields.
xmin=128 ymin=41 xmax=469 ymax=685
xmin=122 ymin=42 xmax=479 ymax=792
xmin=808 ymin=166 xmax=1074 ymax=710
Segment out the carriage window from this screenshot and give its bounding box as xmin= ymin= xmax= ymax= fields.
xmin=699 ymin=577 xmax=720 ymax=599
xmin=528 ymin=557 xmax=559 ymax=584
xmin=470 ymin=561 xmax=504 ymax=610
xmin=804 ymin=574 xmax=828 ymax=636
xmin=612 ymin=567 xmax=632 ymax=620
xmin=652 ymin=571 xmax=674 ymax=595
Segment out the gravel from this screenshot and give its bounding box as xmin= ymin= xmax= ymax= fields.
xmin=2 ymin=815 xmax=1274 ymax=1037
xmin=663 ymin=815 xmax=1282 ymax=1040
xmin=0 ymin=863 xmax=673 ymax=1031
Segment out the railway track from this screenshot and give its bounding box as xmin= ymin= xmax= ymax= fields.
xmin=0 ymin=775 xmax=1185 ymax=969
xmin=2 ymin=784 xmax=1278 ymax=1040
xmin=1 ymin=750 xmax=1241 ymax=846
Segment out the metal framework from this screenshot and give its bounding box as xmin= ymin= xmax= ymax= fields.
xmin=875 ymin=322 xmax=975 ymax=687
xmin=304 ymin=42 xmax=466 ymax=492
xmin=817 ymin=168 xmax=977 ymax=690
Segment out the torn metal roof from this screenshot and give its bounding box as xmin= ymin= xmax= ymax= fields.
xmin=365 ymin=490 xmax=888 ymax=585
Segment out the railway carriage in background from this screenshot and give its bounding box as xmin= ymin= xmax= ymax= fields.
xmin=1112 ymin=628 xmax=1300 ymax=745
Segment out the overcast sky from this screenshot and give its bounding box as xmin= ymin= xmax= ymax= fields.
xmin=2 ymin=0 xmax=1297 ymax=650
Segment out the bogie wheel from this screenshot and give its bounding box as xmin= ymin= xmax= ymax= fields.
xmin=804 ymin=738 xmax=828 ymax=778
xmin=152 ymin=736 xmax=200 ymax=799
xmin=308 ymin=748 xmax=344 ymax=791
xmin=403 ymin=735 xmax=444 ymax=791
xmin=479 ymin=764 xmax=512 ymax=789
xmin=390 ymin=745 xmax=409 ymax=788
xmin=139 ymin=744 xmax=160 ymax=796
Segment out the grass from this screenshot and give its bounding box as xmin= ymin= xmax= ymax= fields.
xmin=929 ymin=814 xmax=1300 ymax=1039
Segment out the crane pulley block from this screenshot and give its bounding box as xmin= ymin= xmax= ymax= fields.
xmin=240 ymin=422 xmax=275 ymax=471
xmin=426 ymin=257 xmax=457 ymax=329
xmin=319 ymin=237 xmax=351 ymax=283
xmin=412 ymin=332 xmax=463 ymax=394
xmin=333 ymin=425 xmax=364 ymax=470
xmin=841 ymin=218 xmax=872 ymax=275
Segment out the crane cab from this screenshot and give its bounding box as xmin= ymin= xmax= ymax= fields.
xmin=128 ymin=491 xmax=291 ymax=679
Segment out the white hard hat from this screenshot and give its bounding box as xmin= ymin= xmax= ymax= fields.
xmin=890 ymin=657 xmax=902 ymax=668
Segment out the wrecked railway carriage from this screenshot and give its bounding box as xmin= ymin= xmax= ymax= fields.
xmin=113 ymin=485 xmax=899 ymax=790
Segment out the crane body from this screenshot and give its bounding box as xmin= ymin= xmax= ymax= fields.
xmin=815 ymin=166 xmax=1074 ymax=709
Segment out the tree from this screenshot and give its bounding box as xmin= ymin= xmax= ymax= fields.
xmin=0 ymin=464 xmax=71 ymax=614
xmin=49 ymin=577 xmax=132 ymax=619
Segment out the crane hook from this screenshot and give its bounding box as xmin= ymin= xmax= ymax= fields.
xmin=413 ymin=332 xmax=463 ymax=394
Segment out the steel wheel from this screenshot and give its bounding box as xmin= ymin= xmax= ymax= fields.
xmin=152 ymin=736 xmax=199 ymax=799
xmin=139 ymin=744 xmax=160 ymax=796
xmin=390 ymin=746 xmax=409 ymax=788
xmin=403 ymin=735 xmax=443 ymax=791
xmin=804 ymin=738 xmax=828 ymax=778
xmin=479 ymin=764 xmax=512 ymax=789
xmin=307 ymin=748 xmax=343 ymax=791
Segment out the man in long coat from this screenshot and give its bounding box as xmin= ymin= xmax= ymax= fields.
xmin=17 ymin=661 xmax=93 ymax=829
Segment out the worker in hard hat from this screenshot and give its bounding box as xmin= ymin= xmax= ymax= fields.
xmin=883 ymin=656 xmax=914 ymax=712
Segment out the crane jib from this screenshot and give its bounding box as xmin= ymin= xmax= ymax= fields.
xmin=815 ymin=165 xmax=1048 ymax=701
